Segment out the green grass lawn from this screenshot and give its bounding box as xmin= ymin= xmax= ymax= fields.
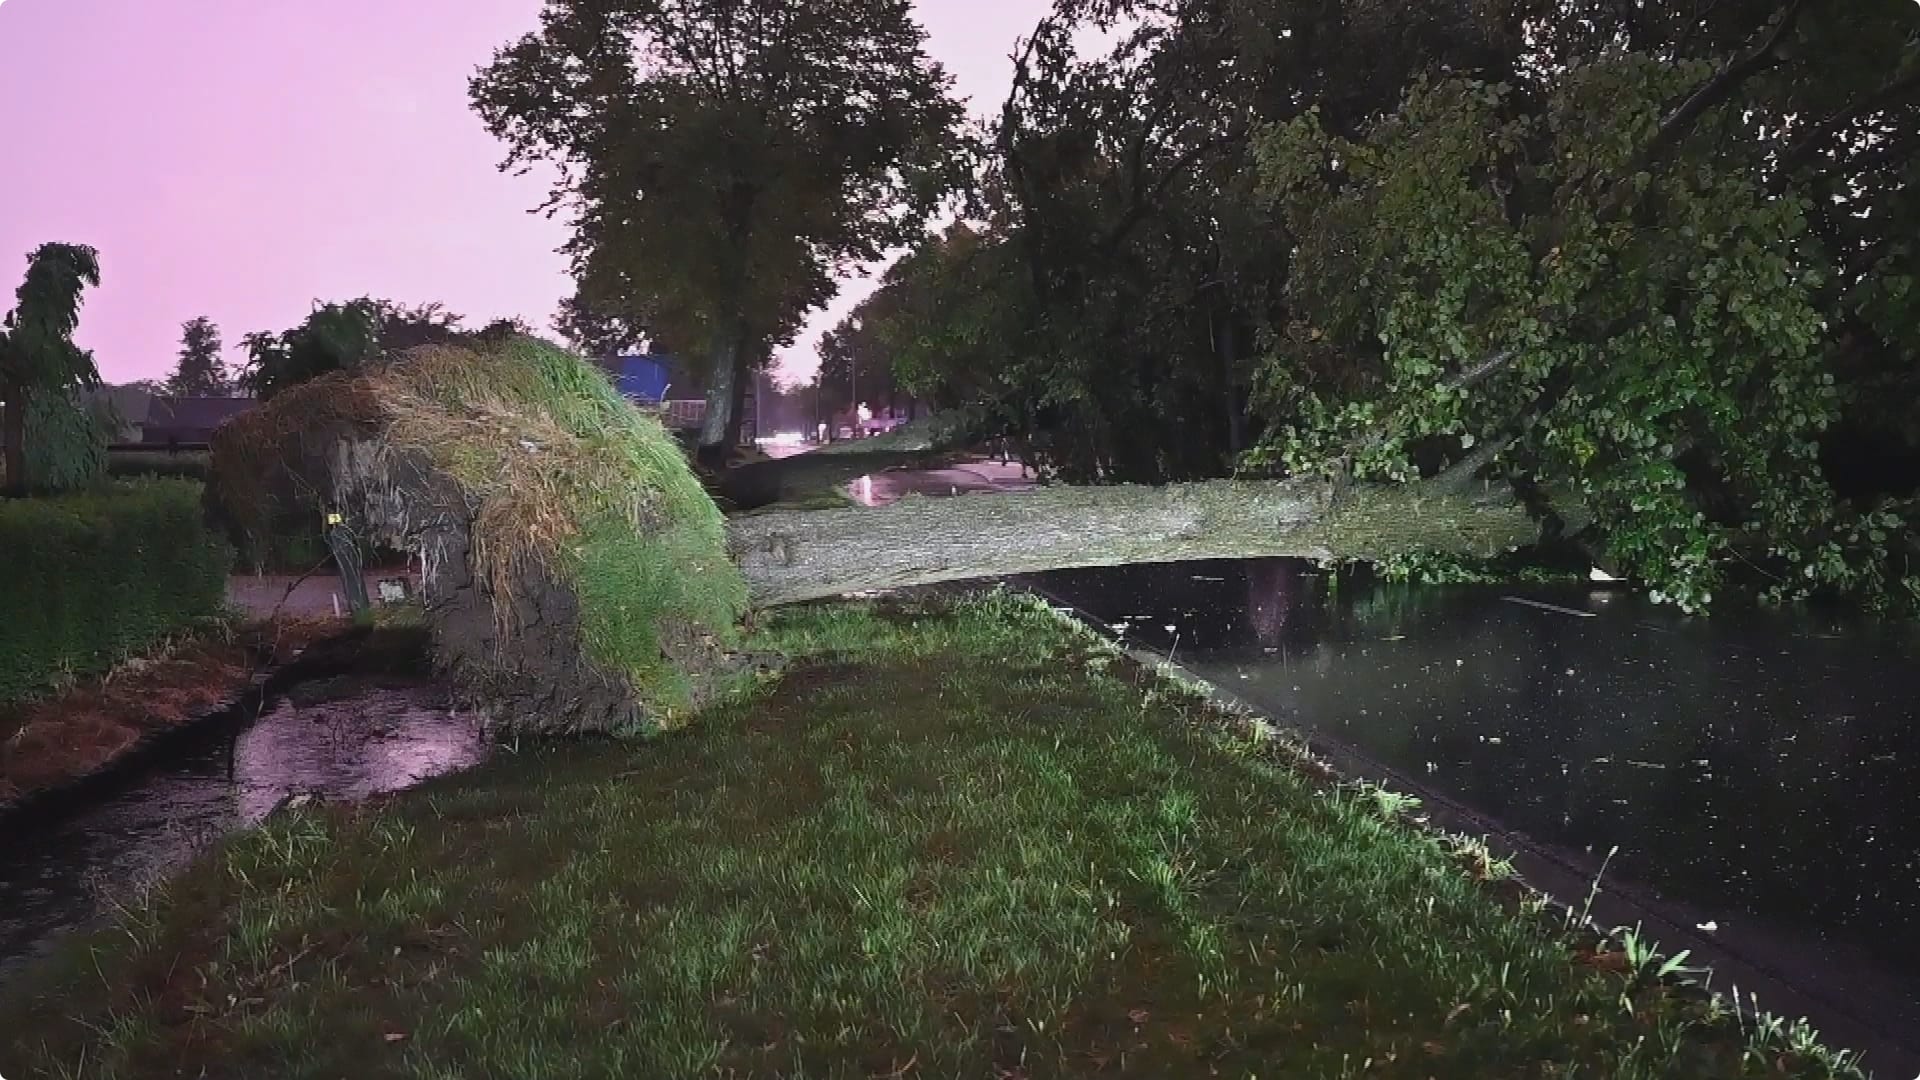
xmin=0 ymin=594 xmax=1862 ymax=1079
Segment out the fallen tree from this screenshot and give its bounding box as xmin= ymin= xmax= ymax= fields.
xmin=730 ymin=467 xmax=1538 ymax=607
xmin=210 ymin=339 xmax=1552 ymax=734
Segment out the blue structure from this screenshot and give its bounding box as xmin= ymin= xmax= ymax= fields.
xmin=605 ymin=353 xmax=675 ymax=404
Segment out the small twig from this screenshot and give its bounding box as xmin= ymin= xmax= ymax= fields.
xmin=269 ymin=552 xmax=342 ymax=621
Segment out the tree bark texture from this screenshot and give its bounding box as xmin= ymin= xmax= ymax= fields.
xmin=698 ymin=328 xmax=742 ymax=462
xmin=728 ymin=474 xmax=1544 ymax=608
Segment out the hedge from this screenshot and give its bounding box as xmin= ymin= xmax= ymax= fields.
xmin=0 ymin=479 xmax=232 ymax=703
xmin=106 ymin=447 xmax=212 ymax=482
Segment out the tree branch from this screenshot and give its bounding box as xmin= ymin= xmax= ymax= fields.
xmin=1097 ymin=127 xmax=1237 ymax=255
xmin=1633 ymin=0 xmax=1809 ymax=172
xmin=1778 ymin=67 xmax=1920 ymax=175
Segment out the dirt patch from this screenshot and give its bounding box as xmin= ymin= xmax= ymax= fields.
xmin=0 ymin=617 xmax=350 ymax=809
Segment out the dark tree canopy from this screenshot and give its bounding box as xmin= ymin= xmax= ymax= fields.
xmin=0 ymin=243 xmax=103 ymax=493
xmin=240 ymin=300 xmax=382 ymax=402
xmin=471 ymin=0 xmax=972 ymax=460
xmin=168 ymin=316 xmax=232 ymax=396
xmin=870 ymin=0 xmax=1920 ymax=609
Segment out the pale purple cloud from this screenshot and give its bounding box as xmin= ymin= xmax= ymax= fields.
xmin=0 ymin=0 xmax=1051 ymax=386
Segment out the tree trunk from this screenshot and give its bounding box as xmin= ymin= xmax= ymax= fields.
xmin=698 ymin=328 xmax=742 ymax=467
xmin=1 ymin=386 xmax=26 ymax=495
xmin=1219 ymin=316 xmax=1246 ymax=457
xmin=728 ymin=473 xmax=1544 ymax=608
xmin=212 ymin=353 xmax=1560 ymax=735
xmin=727 ymin=359 xmax=751 ymax=448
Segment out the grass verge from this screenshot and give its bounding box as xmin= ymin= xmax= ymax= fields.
xmin=0 ymin=594 xmax=1863 ymax=1078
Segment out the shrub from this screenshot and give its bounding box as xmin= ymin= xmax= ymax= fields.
xmin=0 ymin=479 xmax=232 ymax=703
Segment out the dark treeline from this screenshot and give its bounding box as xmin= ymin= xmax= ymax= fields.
xmin=844 ymin=0 xmax=1920 ymax=610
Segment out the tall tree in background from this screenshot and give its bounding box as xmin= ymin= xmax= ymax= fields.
xmin=471 ymin=0 xmax=970 ymax=465
xmin=0 ymin=243 xmax=103 ymax=494
xmin=816 ymin=309 xmax=902 ymax=418
xmin=168 ymin=316 xmax=231 ymax=396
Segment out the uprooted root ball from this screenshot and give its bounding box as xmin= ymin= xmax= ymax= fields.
xmin=208 ymin=338 xmax=755 ymax=734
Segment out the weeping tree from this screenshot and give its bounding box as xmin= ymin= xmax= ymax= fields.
xmin=0 ymin=243 xmax=104 ymax=495
xmin=470 ymin=0 xmax=971 ymax=465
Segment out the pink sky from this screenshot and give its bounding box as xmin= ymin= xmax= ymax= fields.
xmin=0 ymin=0 xmax=1049 ymax=386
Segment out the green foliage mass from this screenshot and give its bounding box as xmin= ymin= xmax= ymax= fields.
xmin=239 ymin=299 xmax=380 ymax=401
xmin=239 ymin=300 xmax=532 ymax=402
xmin=0 ymin=479 xmax=231 ymax=703
xmin=1250 ymin=36 xmax=1916 ymax=611
xmin=22 ymin=390 xmax=112 ymax=494
xmin=857 ymin=0 xmax=1920 ymax=609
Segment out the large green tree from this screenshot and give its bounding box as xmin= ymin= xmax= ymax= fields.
xmin=471 ymin=0 xmax=970 ymax=465
xmin=1248 ymin=0 xmax=1920 ymax=609
xmin=168 ymin=316 xmax=231 ymax=396
xmin=0 ymin=243 xmax=103 ymax=494
xmin=868 ymin=0 xmax=1920 ymax=607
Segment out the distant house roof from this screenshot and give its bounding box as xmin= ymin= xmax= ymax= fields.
xmin=142 ymin=396 xmax=257 ymax=445
xmin=86 ymin=385 xmax=158 ymax=443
